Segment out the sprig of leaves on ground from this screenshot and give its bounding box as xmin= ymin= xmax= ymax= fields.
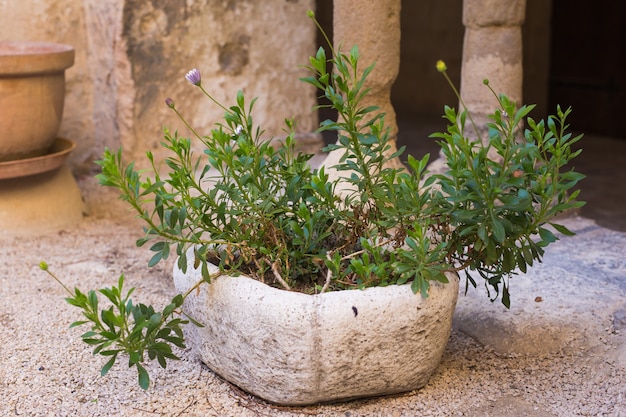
xmin=39 ymin=261 xmax=203 ymax=389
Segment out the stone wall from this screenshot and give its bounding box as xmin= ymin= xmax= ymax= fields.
xmin=0 ymin=0 xmax=318 ymax=173
xmin=0 ymin=0 xmax=555 ymax=174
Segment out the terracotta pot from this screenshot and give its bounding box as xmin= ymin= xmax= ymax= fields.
xmin=0 ymin=41 xmax=74 ymax=162
xmin=173 ymin=247 xmax=459 ymax=405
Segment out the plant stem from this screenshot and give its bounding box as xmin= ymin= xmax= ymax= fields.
xmin=440 ymin=70 xmax=481 ymax=142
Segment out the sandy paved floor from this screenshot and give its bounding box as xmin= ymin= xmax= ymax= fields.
xmin=1 ymin=200 xmax=625 ymax=416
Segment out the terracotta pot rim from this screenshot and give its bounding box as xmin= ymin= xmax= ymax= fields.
xmin=0 ymin=138 xmax=75 ymax=179
xmin=0 ymin=41 xmax=74 ymax=75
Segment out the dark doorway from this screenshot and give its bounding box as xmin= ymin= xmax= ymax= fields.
xmin=549 ymin=0 xmax=626 ymax=139
xmin=313 ymin=0 xmax=336 ymax=146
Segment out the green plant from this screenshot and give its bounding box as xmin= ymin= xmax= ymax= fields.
xmin=39 ymin=261 xmax=205 ymax=389
xmin=431 ymin=60 xmax=585 ymax=305
xmin=44 ymin=11 xmax=584 ymax=388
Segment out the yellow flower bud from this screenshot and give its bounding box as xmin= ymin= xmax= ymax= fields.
xmin=436 ymin=60 xmax=447 ymax=73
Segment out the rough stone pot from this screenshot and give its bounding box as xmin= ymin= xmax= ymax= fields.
xmin=0 ymin=41 xmax=74 ymax=161
xmin=173 ymin=248 xmax=459 ymax=405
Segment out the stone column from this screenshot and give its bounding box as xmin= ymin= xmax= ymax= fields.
xmin=460 ymin=0 xmax=526 ymax=141
xmin=322 ymin=0 xmax=403 ymax=177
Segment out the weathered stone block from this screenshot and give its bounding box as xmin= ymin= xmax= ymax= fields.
xmin=173 ymin=248 xmax=459 ymax=405
xmin=463 ymin=0 xmax=526 ymax=28
xmin=0 ymin=0 xmax=318 ymax=175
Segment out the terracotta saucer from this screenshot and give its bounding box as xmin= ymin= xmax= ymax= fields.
xmin=0 ymin=138 xmax=75 ymax=180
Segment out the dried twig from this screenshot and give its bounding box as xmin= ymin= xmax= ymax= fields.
xmin=173 ymin=398 xmax=196 ymax=417
xmin=205 ymin=394 xmax=221 ymax=416
xmin=320 ymin=252 xmax=334 ymax=293
xmin=340 ymin=238 xmax=393 ymax=261
xmin=131 ymin=407 xmax=162 ymax=415
xmin=267 ymin=259 xmax=291 ymax=290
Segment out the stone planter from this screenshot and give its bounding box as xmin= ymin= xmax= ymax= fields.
xmin=173 ymin=248 xmax=459 ymax=405
xmin=0 ymin=41 xmax=74 ymax=161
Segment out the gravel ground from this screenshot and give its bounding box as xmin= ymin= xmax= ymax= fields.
xmin=1 ymin=211 xmax=625 ymax=416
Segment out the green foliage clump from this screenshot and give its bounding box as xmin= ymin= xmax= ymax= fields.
xmin=40 ymin=263 xmax=203 ymax=389
xmin=43 ymin=12 xmax=584 ymax=389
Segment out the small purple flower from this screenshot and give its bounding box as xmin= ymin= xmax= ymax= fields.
xmin=165 ymin=97 xmax=175 ymax=108
xmin=185 ymin=68 xmax=201 ymax=86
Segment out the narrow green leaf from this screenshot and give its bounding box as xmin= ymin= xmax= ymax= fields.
xmin=549 ymin=222 xmax=576 ymax=236
xmin=129 ymin=351 xmax=141 ymax=365
xmin=148 ymin=252 xmax=163 ymax=267
xmin=538 ymin=227 xmax=557 ymax=244
xmin=100 ymin=355 xmax=117 ymax=376
xmin=501 ymin=284 xmax=511 ymax=309
xmin=137 ymin=364 xmax=150 ymax=390
xmin=491 ymin=217 xmax=506 ymax=244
